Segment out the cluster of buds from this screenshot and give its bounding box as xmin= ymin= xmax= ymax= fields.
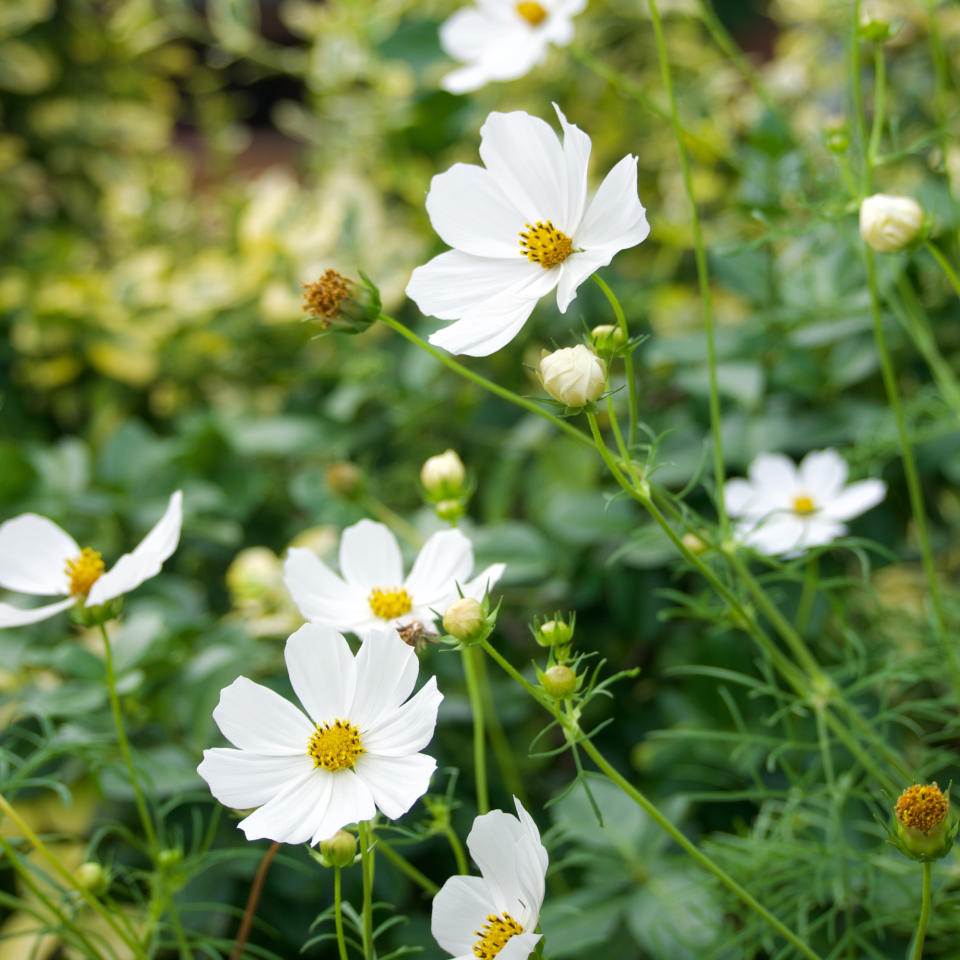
xmin=538 ymin=344 xmax=606 ymax=409
xmin=889 ymin=782 xmax=957 ymax=862
xmin=533 ymin=615 xmax=580 ymax=699
xmin=859 ymin=194 xmax=925 ymax=253
xmin=302 ymin=269 xmax=380 ymax=333
xmin=420 ymin=449 xmax=470 ymax=523
xmin=441 ymin=593 xmax=498 ymax=648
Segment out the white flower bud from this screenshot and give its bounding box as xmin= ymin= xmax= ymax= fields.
xmin=859 ymin=194 xmax=924 ymax=253
xmin=538 ymin=345 xmax=606 ymax=407
xmin=442 ymin=597 xmax=486 ymax=643
xmin=420 ymin=449 xmax=466 ymax=499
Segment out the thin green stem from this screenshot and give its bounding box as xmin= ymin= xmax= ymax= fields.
xmin=443 ymin=823 xmax=469 ymax=876
xmin=379 ymin=313 xmax=593 ymax=450
xmin=0 ymin=794 xmax=149 ymax=959
xmin=925 ymin=241 xmax=960 ymax=301
xmin=358 ymin=821 xmax=375 ymax=960
xmin=376 ymin=838 xmax=440 ymax=896
xmin=593 ymin=275 xmax=637 ymax=446
xmin=646 ymin=0 xmax=727 ymax=531
xmin=474 ymin=650 xmax=527 ymax=804
xmin=868 ymin=45 xmax=886 ymax=164
xmin=796 ymin=555 xmax=819 ymax=637
xmin=911 ymin=862 xmax=933 ymax=960
xmin=461 ymin=647 xmax=489 ymax=814
xmin=851 ymin=1 xmax=870 ymax=193
xmin=334 ymin=867 xmax=350 ymax=960
xmin=926 ymin=0 xmax=957 ymax=214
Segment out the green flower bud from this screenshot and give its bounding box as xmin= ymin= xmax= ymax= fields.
xmin=443 ymin=597 xmax=486 ymax=644
xmin=536 ymin=619 xmax=574 ymax=648
xmin=319 ymin=830 xmax=357 ymax=868
xmin=421 ymin=450 xmax=467 ymax=500
xmin=541 ymin=664 xmax=578 ymax=699
xmin=302 ymin=269 xmax=380 ymax=333
xmin=326 ymin=462 xmax=363 ymax=499
xmin=157 ymin=848 xmax=182 ymax=869
xmin=681 ymin=532 xmax=708 ymax=555
xmin=589 ymin=324 xmax=626 ymax=356
xmin=891 ymin=783 xmax=957 ymax=862
xmin=75 ymin=861 xmax=110 ymax=895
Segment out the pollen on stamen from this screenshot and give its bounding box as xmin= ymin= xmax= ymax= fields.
xmin=792 ymin=494 xmax=816 ymax=515
xmin=519 ymin=220 xmax=574 ymax=270
xmin=65 ymin=547 xmax=105 ymax=597
xmin=515 ymin=1 xmax=548 ymax=25
xmin=307 ymin=719 xmax=365 ymax=771
xmin=302 ymin=269 xmax=351 ymax=326
xmin=473 ymin=912 xmax=524 ymax=959
xmin=368 ymin=586 xmax=413 ymax=620
xmin=896 ymin=783 xmax=949 ymax=833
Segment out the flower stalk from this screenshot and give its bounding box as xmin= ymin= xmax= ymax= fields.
xmin=911 ymin=862 xmax=932 ymax=960
xmin=359 ymin=821 xmax=375 ymax=960
xmin=334 ymin=866 xmax=349 ymax=960
xmin=461 ymin=646 xmax=490 ymax=814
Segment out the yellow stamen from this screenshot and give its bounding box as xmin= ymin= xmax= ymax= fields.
xmin=307 ymin=719 xmax=365 ymax=771
xmin=515 ymin=1 xmax=548 ymax=25
xmin=519 ymin=220 xmax=574 ymax=269
xmin=302 ymin=270 xmax=351 ymax=325
xmin=896 ymin=783 xmax=949 ymax=833
xmin=792 ymin=494 xmax=816 ymax=515
xmin=473 ymin=913 xmax=524 ymax=959
xmin=368 ymin=586 xmax=413 ymax=620
xmin=65 ymin=547 xmax=105 ymax=597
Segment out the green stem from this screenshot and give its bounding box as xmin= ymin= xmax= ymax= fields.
xmin=334 ymin=867 xmax=349 ymax=960
xmin=851 ymin=1 xmax=870 ymax=193
xmin=796 ymin=555 xmax=819 ymax=637
xmin=646 ymin=0 xmax=727 ymax=531
xmin=379 ymin=313 xmax=593 ymax=451
xmin=443 ymin=823 xmax=469 ymax=876
xmin=925 ymin=241 xmax=960 ymax=301
xmin=461 ymin=647 xmax=489 ymax=814
xmin=593 ymin=275 xmax=637 ymax=446
xmin=358 ymin=821 xmax=375 ymax=960
xmin=867 ymin=45 xmax=886 ymax=164
xmin=376 ymin=838 xmax=440 ymax=896
xmin=474 ymin=650 xmax=527 ymax=804
xmin=0 ymin=794 xmax=149 ymax=959
xmin=926 ymin=0 xmax=957 ymax=213
xmin=911 ymin=862 xmax=933 ymax=960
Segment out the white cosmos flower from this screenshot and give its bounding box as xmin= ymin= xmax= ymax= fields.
xmin=432 ymin=798 xmax=547 ymax=960
xmin=725 ymin=449 xmax=886 ymax=556
xmin=198 ymin=624 xmax=442 ymax=845
xmin=439 ymin=0 xmax=586 ymax=94
xmin=405 ymin=106 xmax=650 ymax=357
xmin=0 ymin=492 xmax=183 ymax=627
xmin=283 ymin=519 xmax=505 ymax=633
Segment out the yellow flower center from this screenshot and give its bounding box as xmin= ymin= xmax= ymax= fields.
xmin=792 ymin=494 xmax=816 ymax=515
xmin=302 ymin=269 xmax=350 ymax=324
xmin=896 ymin=783 xmax=949 ymax=833
xmin=307 ymin=719 xmax=365 ymax=771
xmin=519 ymin=220 xmax=574 ymax=269
xmin=368 ymin=586 xmax=413 ymax=620
xmin=515 ymin=1 xmax=548 ymax=25
xmin=65 ymin=547 xmax=105 ymax=597
xmin=473 ymin=913 xmax=524 ymax=958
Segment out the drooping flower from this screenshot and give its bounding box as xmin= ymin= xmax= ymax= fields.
xmin=283 ymin=519 xmax=504 ymax=633
xmin=0 ymin=492 xmax=183 ymax=627
xmin=539 ymin=344 xmax=606 ymax=407
xmin=432 ymin=798 xmax=548 ymax=960
xmin=859 ymin=194 xmax=924 ymax=252
xmin=198 ymin=624 xmax=442 ymax=845
xmin=406 ymin=106 xmax=650 ymax=357
xmin=725 ymin=449 xmax=886 ymax=556
xmin=439 ymin=0 xmax=586 ymax=94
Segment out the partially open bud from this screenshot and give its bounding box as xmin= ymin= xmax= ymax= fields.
xmin=535 ymin=619 xmax=574 ymax=649
xmin=541 ymin=664 xmax=578 ymax=699
xmin=539 ymin=345 xmax=606 ymax=408
xmin=892 ymin=783 xmax=957 ymax=861
xmin=859 ymin=194 xmax=924 ymax=253
xmin=319 ymin=830 xmax=357 ymax=868
xmin=302 ymin=269 xmax=380 ymax=333
xmin=75 ymin=861 xmax=110 ymax=895
xmin=443 ymin=597 xmax=486 ymax=644
xmin=421 ymin=450 xmax=466 ymax=500
xmin=590 ymin=324 xmax=626 ymax=357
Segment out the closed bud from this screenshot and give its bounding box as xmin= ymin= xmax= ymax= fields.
xmin=302 ymin=269 xmax=380 ymax=333
xmin=589 ymin=324 xmax=626 ymax=356
xmin=421 ymin=450 xmax=466 ymax=500
xmin=157 ymin=848 xmax=182 ymax=869
xmin=536 ymin=619 xmax=573 ymax=648
xmin=319 ymin=830 xmax=357 ymax=868
xmin=891 ymin=783 xmax=957 ymax=862
xmin=682 ymin=532 xmax=708 ymax=555
xmin=859 ymin=194 xmax=924 ymax=253
xmin=859 ymin=1 xmax=897 ymax=42
xmin=326 ymin=462 xmax=363 ymax=499
xmin=538 ymin=345 xmax=606 ymax=408
xmin=443 ymin=597 xmax=486 ymax=644
xmin=541 ymin=664 xmax=578 ymax=698
xmin=75 ymin=861 xmax=110 ymax=895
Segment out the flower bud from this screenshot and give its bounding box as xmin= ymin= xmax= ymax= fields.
xmin=589 ymin=324 xmax=626 ymax=356
xmin=539 ymin=345 xmax=606 ymax=408
xmin=682 ymin=532 xmax=708 ymax=555
xmin=891 ymin=783 xmax=957 ymax=861
xmin=541 ymin=664 xmax=578 ymax=699
xmin=535 ymin=619 xmax=574 ymax=648
xmin=75 ymin=861 xmax=110 ymax=895
xmin=326 ymin=462 xmax=363 ymax=499
xmin=859 ymin=194 xmax=924 ymax=253
xmin=859 ymin=1 xmax=897 ymax=42
xmin=157 ymin=848 xmax=182 ymax=869
xmin=435 ymin=498 xmax=465 ymax=523
xmin=443 ymin=597 xmax=486 ymax=644
xmin=319 ymin=830 xmax=357 ymax=868
xmin=421 ymin=450 xmax=466 ymax=500
xmin=302 ymin=269 xmax=380 ymax=333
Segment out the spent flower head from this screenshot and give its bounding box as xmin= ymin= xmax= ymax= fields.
xmin=302 ymin=269 xmax=380 ymax=332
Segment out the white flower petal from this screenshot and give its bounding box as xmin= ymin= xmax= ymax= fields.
xmin=0 ymin=597 xmax=75 ymax=628
xmin=467 ymin=810 xmax=535 ymax=913
xmin=575 ymin=154 xmax=650 ymax=254
xmin=310 ymin=769 xmax=376 ymax=843
xmin=478 ymin=111 xmax=569 ymax=227
xmin=213 ymin=676 xmax=314 ymax=755
xmin=440 ymin=7 xmax=515 ymax=63
xmin=799 ymin=449 xmax=848 ymax=501
xmin=513 ymin=797 xmax=549 ymax=876
xmin=237 ymin=768 xmax=328 ymax=844
xmin=361 ymin=676 xmax=442 ymax=756
xmin=553 ymin=104 xmax=591 ymax=235
xmin=461 ymin=563 xmax=506 ymax=601
xmin=748 ymin=454 xmax=798 ymax=500
xmin=740 ymin=515 xmax=805 ymax=556
xmin=797 ymin=517 xmax=847 ymax=549
xmin=432 ymin=875 xmax=497 ymax=956
xmin=724 ymin=478 xmax=759 ymax=518
xmin=403 ymin=529 xmax=474 ymax=608
xmin=285 ymin=624 xmax=356 ymax=725
xmin=197 ymin=749 xmax=313 ymax=809
xmin=426 ymin=163 xmax=525 ymax=259
xmin=428 ymin=293 xmax=543 ymax=358
xmin=0 ymin=514 xmax=77 ymax=595
xmin=555 ymin=249 xmax=616 ymax=313
xmin=353 ymin=752 xmax=436 ymax=820
xmin=498 ymin=933 xmax=542 ymax=960
xmin=339 ymin=520 xmax=403 ymax=588
xmin=821 ymin=479 xmax=886 ymax=521
xmin=86 ymin=491 xmax=183 ymax=606
xmin=283 ymin=547 xmax=368 ymax=627
xmin=349 ymin=626 xmax=419 ymax=729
